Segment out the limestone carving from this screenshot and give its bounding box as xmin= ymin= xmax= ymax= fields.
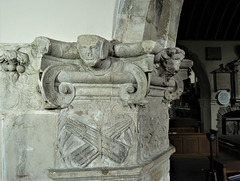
xmin=39 ymin=35 xmax=158 ymax=107
xmin=151 ymin=47 xmax=189 ymax=101
xmin=137 ymin=96 xmax=170 ymax=162
xmin=152 ymin=48 xmax=184 ymax=84
xmin=0 ymin=44 xmax=45 ymax=110
xmin=31 ymin=37 xmax=50 ymax=58
xmin=0 ymin=49 xmax=29 ymax=82
xmin=34 ymin=34 xmax=192 ymax=169
xmin=114 ymin=40 xmax=162 ymax=58
xmin=57 ymin=102 xmax=135 ymax=168
xmin=40 ymin=64 xmax=78 ymax=108
xmin=164 ymin=74 xmax=184 ymax=101
xmin=38 ymin=35 xmax=189 ymax=108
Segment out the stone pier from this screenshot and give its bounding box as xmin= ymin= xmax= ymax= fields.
xmin=0 ymin=34 xmax=192 ymax=180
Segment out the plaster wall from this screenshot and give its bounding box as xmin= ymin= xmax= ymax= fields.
xmin=0 ymin=0 xmax=118 ymax=43
xmin=178 ymin=40 xmax=240 ymax=130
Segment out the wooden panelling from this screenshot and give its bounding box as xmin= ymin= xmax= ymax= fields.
xmin=169 ymin=133 xmax=218 ymax=157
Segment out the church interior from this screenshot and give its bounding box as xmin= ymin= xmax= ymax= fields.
xmin=0 ymin=0 xmax=240 ymax=180
xmin=171 ymin=0 xmax=240 ymax=180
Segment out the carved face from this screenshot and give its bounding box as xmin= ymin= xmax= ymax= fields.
xmin=164 ymin=59 xmax=182 ymax=75
xmin=78 ymin=42 xmax=101 ymax=67
xmin=77 ymin=35 xmax=109 ymax=68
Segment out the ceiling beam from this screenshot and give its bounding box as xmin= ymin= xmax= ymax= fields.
xmin=224 ymin=1 xmax=240 ymax=40
xmin=233 ymin=17 xmax=240 ymax=40
xmin=204 ymin=0 xmax=220 ymax=39
xmin=184 ymin=0 xmax=198 ymax=39
xmin=214 ymin=0 xmax=232 ymax=40
xmin=195 ymin=1 xmax=210 ymax=39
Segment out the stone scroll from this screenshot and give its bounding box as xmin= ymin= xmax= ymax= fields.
xmin=0 ymin=35 xmax=192 ymax=181
xmin=36 ymin=35 xmax=192 ymax=168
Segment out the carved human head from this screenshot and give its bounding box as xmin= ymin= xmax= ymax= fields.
xmin=155 ymin=48 xmax=184 ymax=76
xmin=163 ymin=58 xmax=182 ymax=75
xmin=77 ymin=35 xmax=110 ymax=67
xmin=164 ymin=48 xmax=184 ymax=75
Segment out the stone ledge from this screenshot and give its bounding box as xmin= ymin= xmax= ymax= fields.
xmin=48 ymin=146 xmax=175 ymax=181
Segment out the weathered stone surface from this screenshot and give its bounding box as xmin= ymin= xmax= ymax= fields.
xmin=113 ymin=0 xmax=184 ymax=47
xmin=0 ymin=0 xmax=190 ymax=180
xmin=113 ymin=0 xmax=152 ymax=43
xmin=138 ymin=96 xmax=170 ymax=163
xmin=0 ymin=44 xmax=45 ymax=110
xmin=0 ymin=33 xmax=191 ymax=181
xmin=0 ymin=111 xmax=58 ymax=181
xmin=114 ymin=40 xmax=163 ymax=58
xmin=37 ymin=35 xmax=190 ymax=180
xmin=57 ymin=99 xmax=138 ymax=168
xmin=49 ymin=146 xmax=175 ymax=181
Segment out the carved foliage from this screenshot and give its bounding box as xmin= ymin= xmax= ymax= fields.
xmin=0 ymin=49 xmax=29 ymax=83
xmin=0 ymin=46 xmax=44 ymax=110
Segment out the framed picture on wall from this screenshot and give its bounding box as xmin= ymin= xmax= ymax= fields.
xmin=206 ymin=47 xmax=222 ymax=60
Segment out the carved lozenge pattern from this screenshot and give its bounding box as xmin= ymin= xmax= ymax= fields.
xmin=57 ymin=100 xmax=137 ymax=168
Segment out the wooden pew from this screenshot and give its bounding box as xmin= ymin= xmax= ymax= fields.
xmin=213 ymin=158 xmax=240 ymax=181
xmin=169 ymin=132 xmax=218 ymax=157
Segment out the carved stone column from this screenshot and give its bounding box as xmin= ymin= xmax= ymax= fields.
xmin=0 ymin=35 xmax=192 ymax=181
xmin=114 ymin=0 xmax=184 ymax=47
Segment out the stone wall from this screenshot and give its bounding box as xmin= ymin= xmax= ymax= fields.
xmin=114 ymin=0 xmax=184 ymax=47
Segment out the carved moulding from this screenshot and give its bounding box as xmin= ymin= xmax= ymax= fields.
xmin=35 ymin=35 xmax=192 ymax=180
xmin=39 ymin=57 xmax=153 ymax=168
xmin=49 ymin=146 xmax=175 ymax=181
xmin=40 ymin=55 xmax=153 ymax=108
xmin=40 ymin=64 xmax=78 ymax=108
xmin=163 ymin=59 xmax=193 ymax=102
xmin=37 ymin=42 xmax=154 ymax=170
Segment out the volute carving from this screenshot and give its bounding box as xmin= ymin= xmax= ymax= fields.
xmin=40 ymin=64 xmax=78 ymax=108
xmin=39 ymin=35 xmax=160 ymax=107
xmin=33 ymin=35 xmax=192 ymax=168
xmin=38 ymin=35 xmax=190 ymax=107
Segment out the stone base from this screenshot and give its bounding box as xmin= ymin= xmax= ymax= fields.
xmin=0 ymin=111 xmax=59 ymax=181
xmin=48 ymin=146 xmax=175 ymax=181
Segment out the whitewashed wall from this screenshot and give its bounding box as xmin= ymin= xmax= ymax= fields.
xmin=0 ymin=0 xmax=118 ymax=43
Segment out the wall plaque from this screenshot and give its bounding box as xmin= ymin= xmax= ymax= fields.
xmin=215 ymin=72 xmax=231 ymax=91
xmin=217 ymin=90 xmax=230 ymax=105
